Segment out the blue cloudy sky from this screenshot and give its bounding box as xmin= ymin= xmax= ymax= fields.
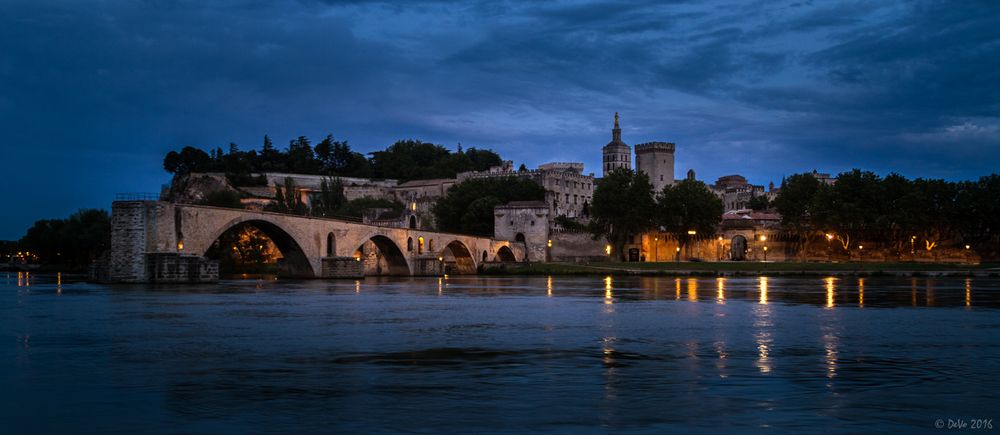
xmin=1 ymin=0 xmax=999 ymax=238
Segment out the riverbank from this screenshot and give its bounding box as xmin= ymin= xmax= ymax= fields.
xmin=481 ymin=261 xmax=1000 ymax=277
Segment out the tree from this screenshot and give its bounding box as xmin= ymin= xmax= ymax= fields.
xmin=773 ymin=172 xmax=825 ymax=252
xmin=589 ymin=168 xmax=655 ymax=261
xmin=655 ymin=179 xmax=724 ymax=253
xmin=432 ymin=177 xmax=546 ymax=236
xmin=163 ymin=146 xmax=212 ymax=175
xmin=336 ymin=197 xmax=405 ymax=218
xmin=286 ymin=136 xmax=318 ymax=173
xmin=266 ymin=178 xmax=308 ymax=215
xmin=812 ymin=169 xmax=883 ymax=251
xmin=17 ymin=209 xmax=111 ymax=270
xmin=200 ymin=190 xmax=244 ymax=209
xmin=747 ymin=195 xmax=770 ymax=211
xmin=311 ymin=177 xmax=346 ymax=217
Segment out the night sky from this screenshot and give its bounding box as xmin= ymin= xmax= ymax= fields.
xmin=2 ymin=0 xmax=998 ymax=239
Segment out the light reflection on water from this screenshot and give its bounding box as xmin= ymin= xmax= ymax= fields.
xmin=2 ymin=272 xmax=1000 ymax=432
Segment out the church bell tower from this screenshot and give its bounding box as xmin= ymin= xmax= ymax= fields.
xmin=602 ymin=112 xmax=631 ymax=177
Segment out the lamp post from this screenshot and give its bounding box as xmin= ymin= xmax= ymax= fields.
xmin=763 ymin=246 xmax=768 ymax=262
xmin=859 ymin=245 xmax=864 ymax=267
xmin=654 ymin=236 xmax=658 ymax=263
xmin=675 ymin=246 xmax=681 ymax=263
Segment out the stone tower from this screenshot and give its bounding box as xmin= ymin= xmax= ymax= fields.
xmin=602 ymin=112 xmax=631 ymax=177
xmin=635 ymin=141 xmax=675 ymax=192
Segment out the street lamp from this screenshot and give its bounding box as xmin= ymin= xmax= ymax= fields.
xmin=859 ymin=245 xmax=864 ymax=265
xmin=676 ymin=246 xmax=681 ymax=263
xmin=763 ymin=246 xmax=768 ymax=262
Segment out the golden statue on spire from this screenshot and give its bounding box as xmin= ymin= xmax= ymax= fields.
xmin=614 ymin=112 xmax=619 ymax=129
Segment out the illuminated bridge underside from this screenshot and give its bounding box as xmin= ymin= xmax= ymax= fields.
xmin=107 ymin=201 xmax=523 ymax=282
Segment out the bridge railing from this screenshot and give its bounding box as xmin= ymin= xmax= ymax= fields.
xmin=115 ymin=192 xmax=162 ymax=201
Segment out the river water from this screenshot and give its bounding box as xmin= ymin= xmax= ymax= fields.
xmin=2 ymin=272 xmax=998 ymax=433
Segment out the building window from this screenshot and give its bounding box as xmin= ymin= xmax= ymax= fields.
xmin=407 ymin=237 xmax=413 ymax=252
xmin=565 ymin=193 xmax=569 ymax=201
xmin=418 ymin=236 xmax=424 ymax=254
xmin=531 ymin=220 xmax=535 ymax=226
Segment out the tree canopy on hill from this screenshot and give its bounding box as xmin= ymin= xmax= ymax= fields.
xmin=432 ymin=177 xmax=546 ymax=236
xmin=162 ymin=135 xmax=502 ymax=184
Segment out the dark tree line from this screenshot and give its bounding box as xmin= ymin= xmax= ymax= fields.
xmin=773 ymin=170 xmax=1000 ymax=255
xmin=163 ymin=135 xmax=503 ymax=184
xmin=432 ymin=177 xmax=547 ymax=236
xmin=12 ymin=209 xmax=111 ymax=269
xmin=589 ymin=168 xmax=724 ymax=261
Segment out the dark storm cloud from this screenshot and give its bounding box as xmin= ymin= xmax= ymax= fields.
xmin=1 ymin=0 xmax=999 ymax=238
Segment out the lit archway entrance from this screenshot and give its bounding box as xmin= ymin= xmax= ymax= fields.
xmin=205 ymin=220 xmax=314 ymax=278
xmin=731 ymin=235 xmax=747 ymax=261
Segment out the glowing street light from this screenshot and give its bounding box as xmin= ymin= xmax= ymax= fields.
xmin=763 ymin=246 xmax=768 ymax=262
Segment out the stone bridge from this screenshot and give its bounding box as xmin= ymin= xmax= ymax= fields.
xmin=106 ymin=201 xmax=524 ymax=283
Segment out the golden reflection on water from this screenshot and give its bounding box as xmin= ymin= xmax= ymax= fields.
xmin=17 ymin=271 xmax=30 ymax=287
xmin=758 ymin=277 xmax=768 ymax=305
xmin=966 ymin=278 xmax=972 ymax=307
xmin=687 ymin=278 xmax=698 ymax=302
xmin=716 ymin=278 xmax=725 ymax=304
xmin=825 ymin=277 xmax=835 ymax=308
xmin=56 ymin=272 xmax=62 ymax=294
xmin=714 ymin=340 xmax=729 ymax=378
xmin=438 ymin=277 xmax=443 ymax=295
xmin=858 ymin=278 xmax=865 ymax=308
xmin=754 ymin=314 xmax=773 ymax=374
xmin=547 ymin=276 xmax=553 ymax=297
xmin=823 ymin=330 xmax=838 ymax=380
xmin=604 ymin=276 xmax=613 ymax=305
xmin=355 ymin=280 xmax=361 ymax=294
xmin=602 ymin=336 xmax=618 ymax=402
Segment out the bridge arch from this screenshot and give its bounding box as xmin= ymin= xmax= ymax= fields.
xmin=204 ymin=218 xmax=315 ymax=278
xmin=496 ymin=245 xmax=517 ymax=262
xmin=441 ymin=240 xmax=477 ymax=275
xmin=355 ymin=235 xmax=410 ymax=276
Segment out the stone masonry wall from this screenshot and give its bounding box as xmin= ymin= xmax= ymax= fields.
xmin=109 ymin=201 xmax=150 ymax=282
xmin=321 ymin=257 xmax=364 ymax=278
